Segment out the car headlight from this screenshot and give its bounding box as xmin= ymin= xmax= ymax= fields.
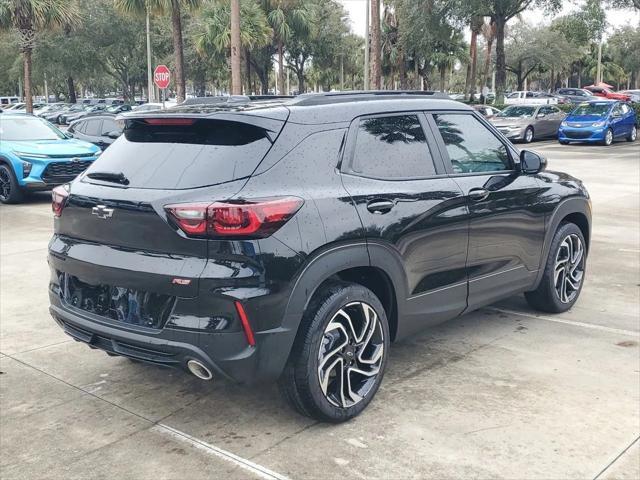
xmin=592 ymin=120 xmax=606 ymax=127
xmin=13 ymin=151 xmax=50 ymax=159
xmin=560 ymin=121 xmax=568 ymax=127
xmin=95 ymin=150 xmax=102 ymax=156
xmin=21 ymin=161 xmax=32 ymax=178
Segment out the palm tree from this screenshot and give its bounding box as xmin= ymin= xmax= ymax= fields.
xmin=370 ymin=0 xmax=381 ymax=89
xmin=480 ymin=18 xmax=496 ymax=93
xmin=466 ymin=15 xmax=483 ymax=99
xmin=230 ymin=0 xmax=241 ymax=94
xmin=263 ymin=0 xmax=310 ymax=95
xmin=114 ymin=0 xmax=201 ymax=103
xmin=0 ymin=0 xmax=78 ymax=113
xmin=194 ymin=0 xmax=272 ymax=92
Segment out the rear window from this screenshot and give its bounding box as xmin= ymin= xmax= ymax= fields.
xmin=83 ymin=118 xmax=277 ymax=189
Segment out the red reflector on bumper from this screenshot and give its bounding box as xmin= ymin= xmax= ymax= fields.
xmin=234 ymin=301 xmax=256 ymax=347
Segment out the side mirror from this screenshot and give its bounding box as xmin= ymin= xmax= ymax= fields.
xmin=519 ymin=150 xmax=546 ymax=174
xmin=65 ymin=132 xmax=74 ymax=139
xmin=107 ymin=130 xmax=121 ymax=139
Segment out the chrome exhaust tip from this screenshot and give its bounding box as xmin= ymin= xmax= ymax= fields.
xmin=186 ymin=359 xmax=213 ymax=381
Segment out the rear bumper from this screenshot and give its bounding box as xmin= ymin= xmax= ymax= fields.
xmin=47 ymin=234 xmax=302 ymax=384
xmin=49 ymin=291 xmax=296 ymax=384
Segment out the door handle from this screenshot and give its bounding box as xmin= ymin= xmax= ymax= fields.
xmin=468 ymin=188 xmax=490 ymax=201
xmin=367 ymin=200 xmax=394 ymax=214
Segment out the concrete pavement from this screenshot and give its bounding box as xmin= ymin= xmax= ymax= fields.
xmin=1 ymin=139 xmax=638 ymax=479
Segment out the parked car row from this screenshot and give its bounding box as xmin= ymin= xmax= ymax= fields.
xmin=483 ymin=99 xmax=636 ymax=145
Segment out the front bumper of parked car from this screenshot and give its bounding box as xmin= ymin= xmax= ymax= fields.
xmin=495 ymin=125 xmax=524 ymax=139
xmin=558 ymin=125 xmax=606 ymax=143
xmin=15 ymin=154 xmax=100 ymax=188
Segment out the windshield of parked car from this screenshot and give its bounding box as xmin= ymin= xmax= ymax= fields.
xmin=0 ymin=116 xmax=65 ymax=141
xmin=497 ymin=106 xmax=536 ymax=118
xmin=571 ymin=103 xmax=612 ymax=116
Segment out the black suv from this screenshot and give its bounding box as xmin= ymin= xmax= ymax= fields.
xmin=48 ymin=91 xmax=591 ymax=422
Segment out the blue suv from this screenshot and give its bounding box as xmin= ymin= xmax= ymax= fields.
xmin=0 ymin=114 xmax=101 ymax=203
xmin=558 ymin=100 xmax=637 ymax=146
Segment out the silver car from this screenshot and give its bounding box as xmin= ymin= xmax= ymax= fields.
xmin=489 ymin=104 xmax=566 ymax=143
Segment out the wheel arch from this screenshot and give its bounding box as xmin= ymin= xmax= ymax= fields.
xmin=276 ymin=241 xmax=407 ymax=376
xmin=533 ymin=197 xmax=592 ymax=289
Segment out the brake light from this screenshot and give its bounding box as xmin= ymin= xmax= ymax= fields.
xmin=165 ymin=197 xmax=303 ymax=239
xmin=144 ymin=118 xmax=196 ymax=126
xmin=52 ymin=185 xmax=69 ymax=217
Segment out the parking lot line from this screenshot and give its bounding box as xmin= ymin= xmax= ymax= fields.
xmin=154 ymin=424 xmax=291 ymax=480
xmin=488 ymin=307 xmax=639 ymax=337
xmin=4 ymin=353 xmax=291 ymax=480
xmin=593 ymin=435 xmax=640 ymax=480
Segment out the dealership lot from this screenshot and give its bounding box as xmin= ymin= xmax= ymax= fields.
xmin=1 ymin=140 xmax=638 ymax=479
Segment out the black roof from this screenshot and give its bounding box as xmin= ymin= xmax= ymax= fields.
xmin=121 ymin=90 xmax=469 ymax=126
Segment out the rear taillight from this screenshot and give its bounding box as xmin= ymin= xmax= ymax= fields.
xmin=52 ymin=185 xmax=69 ymax=217
xmin=165 ymin=197 xmax=303 ymax=239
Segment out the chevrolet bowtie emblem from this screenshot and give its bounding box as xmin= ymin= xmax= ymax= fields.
xmin=92 ymin=205 xmax=114 ymax=219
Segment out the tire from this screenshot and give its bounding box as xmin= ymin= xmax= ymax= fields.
xmin=523 ymin=126 xmax=534 ymax=143
xmin=627 ymin=125 xmax=637 ymax=142
xmin=0 ymin=164 xmax=24 ymax=204
xmin=602 ymin=128 xmax=614 ymax=146
xmin=559 ymin=140 xmax=569 ymax=145
xmin=279 ymin=281 xmax=390 ymax=423
xmin=525 ymin=222 xmax=586 ymax=313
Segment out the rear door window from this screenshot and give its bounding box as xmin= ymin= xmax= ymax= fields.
xmin=83 ymin=117 xmax=281 ymax=189
xmin=101 ymin=118 xmax=119 ymax=135
xmin=84 ymin=119 xmax=102 ymax=136
xmin=351 ymin=114 xmax=437 ymax=178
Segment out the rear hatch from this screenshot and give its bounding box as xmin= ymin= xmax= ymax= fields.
xmin=51 ymin=107 xmax=288 ymax=313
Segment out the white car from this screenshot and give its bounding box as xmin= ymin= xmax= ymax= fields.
xmin=504 ymin=91 xmax=558 ymax=105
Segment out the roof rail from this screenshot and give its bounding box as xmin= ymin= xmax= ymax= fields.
xmin=291 ymin=90 xmax=450 ymax=106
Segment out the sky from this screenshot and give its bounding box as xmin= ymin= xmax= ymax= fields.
xmin=338 ymin=0 xmax=640 ymax=40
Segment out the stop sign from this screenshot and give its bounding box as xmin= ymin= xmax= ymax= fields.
xmin=153 ymin=65 xmax=171 ymax=89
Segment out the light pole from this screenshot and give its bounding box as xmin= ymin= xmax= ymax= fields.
xmin=596 ymin=37 xmax=603 ymax=85
xmin=364 ymin=0 xmax=370 ymax=90
xmin=146 ymin=7 xmax=154 ymax=102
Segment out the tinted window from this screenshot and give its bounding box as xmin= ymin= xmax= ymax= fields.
xmin=101 ymin=119 xmax=118 ymax=135
xmin=69 ymin=121 xmax=82 ymax=134
xmin=84 ymin=118 xmax=278 ymax=189
xmin=539 ymin=106 xmax=554 ymax=115
xmin=352 ymin=114 xmax=436 ymax=178
xmin=84 ymin=119 xmax=102 ymax=136
xmin=434 ymin=114 xmax=511 ymax=174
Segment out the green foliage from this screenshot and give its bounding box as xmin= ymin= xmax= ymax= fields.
xmin=194 ymin=0 xmax=272 ymax=54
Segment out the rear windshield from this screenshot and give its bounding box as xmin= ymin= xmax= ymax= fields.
xmin=82 ymin=118 xmax=277 ymax=189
